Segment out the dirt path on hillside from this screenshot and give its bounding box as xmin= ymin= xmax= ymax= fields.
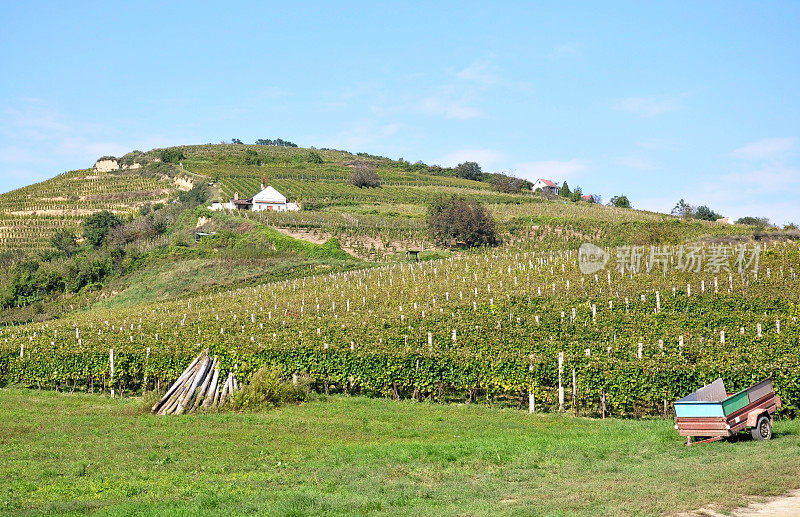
xmin=677 ymin=489 xmax=800 ymax=516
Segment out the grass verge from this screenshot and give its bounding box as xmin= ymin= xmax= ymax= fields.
xmin=1 ymin=388 xmax=799 ymax=516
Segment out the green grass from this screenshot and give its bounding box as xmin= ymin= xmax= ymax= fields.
xmin=2 ymin=388 xmax=799 ymax=516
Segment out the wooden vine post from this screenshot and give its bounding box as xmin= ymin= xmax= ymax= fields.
xmin=558 ymin=352 xmax=564 ymax=411
xmin=109 ymin=348 xmax=115 ymax=398
xmin=572 ymin=368 xmax=577 ymax=416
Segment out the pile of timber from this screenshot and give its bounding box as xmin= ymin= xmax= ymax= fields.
xmin=151 ymin=349 xmax=238 ymax=415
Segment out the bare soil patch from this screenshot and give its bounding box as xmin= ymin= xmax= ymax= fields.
xmin=678 ymin=489 xmax=800 ymax=517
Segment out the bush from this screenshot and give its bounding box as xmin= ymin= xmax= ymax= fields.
xmin=50 ymin=228 xmax=78 ymax=257
xmin=454 ymin=161 xmax=483 ymax=181
xmin=428 ymin=195 xmax=497 ymax=248
xmin=736 ymin=216 xmax=771 ymax=228
xmin=488 ymin=173 xmax=527 ymax=193
xmin=349 ymin=167 xmax=381 ymax=188
xmin=609 ymin=195 xmax=631 ymax=208
xmin=307 ymin=151 xmax=323 ymax=164
xmin=84 ymin=211 xmax=122 ymax=247
xmin=228 ymin=366 xmax=309 ymax=411
xmin=242 ymin=149 xmax=259 ymax=165
xmin=160 ymin=148 xmax=184 ymax=164
xmin=178 ymin=183 xmax=209 ymax=206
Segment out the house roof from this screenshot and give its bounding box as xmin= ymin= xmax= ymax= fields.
xmin=536 ymin=178 xmax=558 ymax=188
xmin=252 ymin=185 xmax=287 ymax=204
xmin=581 ymin=194 xmax=593 ymax=201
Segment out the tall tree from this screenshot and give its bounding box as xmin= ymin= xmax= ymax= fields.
xmin=695 ymin=205 xmax=722 ymax=221
xmin=671 ymin=199 xmax=694 ymax=218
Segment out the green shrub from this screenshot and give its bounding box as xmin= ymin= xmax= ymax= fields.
xmin=178 ymin=183 xmax=209 ymax=206
xmin=428 ymin=195 xmax=497 ymax=248
xmin=84 ymin=210 xmax=122 ymax=247
xmin=160 ymin=148 xmax=185 ymax=164
xmin=228 ymin=366 xmax=309 ymax=411
xmin=454 ymin=161 xmax=483 ymax=181
xmin=349 ymin=167 xmax=381 ymax=188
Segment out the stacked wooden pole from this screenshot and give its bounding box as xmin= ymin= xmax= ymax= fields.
xmin=151 ymin=349 xmax=238 ymax=415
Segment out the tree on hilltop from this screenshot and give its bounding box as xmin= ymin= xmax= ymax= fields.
xmin=736 ymin=216 xmax=771 ymax=227
xmin=160 ymin=148 xmax=184 ymax=164
xmin=671 ymin=199 xmax=694 ymax=218
xmin=694 ymin=205 xmax=722 ymax=221
xmin=609 ymin=195 xmax=631 ymax=208
xmin=454 ymin=162 xmax=484 ymax=181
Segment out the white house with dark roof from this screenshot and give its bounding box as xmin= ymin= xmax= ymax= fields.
xmin=531 ymin=178 xmax=559 ymax=195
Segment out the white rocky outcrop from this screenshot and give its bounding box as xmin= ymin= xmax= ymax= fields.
xmin=94 ymin=159 xmax=120 ymax=172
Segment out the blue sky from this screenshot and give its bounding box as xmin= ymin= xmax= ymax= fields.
xmin=2 ymin=1 xmax=799 ymax=223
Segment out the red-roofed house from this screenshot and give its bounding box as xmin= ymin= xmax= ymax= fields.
xmin=531 ymin=178 xmax=559 ymax=195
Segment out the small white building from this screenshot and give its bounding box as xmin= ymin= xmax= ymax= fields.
xmin=531 ymin=178 xmax=559 ymax=195
xmin=209 ymin=184 xmax=299 ymax=212
xmin=252 ymin=185 xmax=288 ymax=212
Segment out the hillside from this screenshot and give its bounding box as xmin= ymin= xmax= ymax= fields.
xmin=0 ymin=144 xmax=767 ymax=319
xmin=1 ymin=144 xmax=755 ymax=258
xmin=0 ymin=168 xmax=177 ymax=256
xmin=1 ymin=143 xmax=798 ymax=416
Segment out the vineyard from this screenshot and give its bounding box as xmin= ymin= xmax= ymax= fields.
xmin=0 ymin=169 xmax=175 ymax=254
xmin=1 ymin=144 xmax=793 ymax=419
xmin=2 ymin=236 xmax=798 ymax=417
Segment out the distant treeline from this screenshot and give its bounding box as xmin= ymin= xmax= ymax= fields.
xmin=228 ymin=138 xmax=298 ymax=147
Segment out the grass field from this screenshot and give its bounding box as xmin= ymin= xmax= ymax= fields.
xmin=2 ymin=388 xmax=799 ymax=516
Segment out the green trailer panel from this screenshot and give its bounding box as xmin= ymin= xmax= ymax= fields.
xmin=722 ymin=390 xmax=749 ymax=415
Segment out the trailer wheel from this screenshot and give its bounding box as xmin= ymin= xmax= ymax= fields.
xmin=751 ymin=414 xmax=772 ymax=441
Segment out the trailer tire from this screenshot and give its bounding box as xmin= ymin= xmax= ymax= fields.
xmin=751 ymin=414 xmax=772 ymax=441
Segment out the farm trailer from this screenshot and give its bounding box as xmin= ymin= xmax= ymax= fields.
xmin=674 ymin=378 xmax=781 ymax=445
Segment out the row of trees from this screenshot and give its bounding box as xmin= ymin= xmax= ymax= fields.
xmin=671 ymin=199 xmax=723 ymax=221
xmin=225 ymin=138 xmax=299 ymax=147
xmin=454 ymin=162 xmax=531 ymax=193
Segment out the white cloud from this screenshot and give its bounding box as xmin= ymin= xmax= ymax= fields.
xmin=513 ymin=159 xmax=588 ymax=182
xmin=681 ymin=165 xmax=800 ymax=225
xmin=548 ymin=42 xmax=582 ymax=60
xmin=613 ymin=96 xmax=681 ymax=117
xmin=731 ymin=137 xmax=796 ymax=160
xmin=615 ymin=155 xmax=658 ymax=170
xmin=371 ymin=96 xmax=482 ymax=120
xmin=637 ymin=138 xmax=675 ymax=151
xmin=0 ymin=99 xmax=185 ymax=195
xmin=455 ymin=60 xmax=499 ymax=86
xmin=0 ymin=145 xmax=55 ymax=165
xmin=438 ymin=148 xmax=503 ymax=168
xmin=719 ymin=166 xmax=800 ymax=193
xmin=415 ymin=97 xmax=482 ymax=120
xmin=319 ymin=121 xmax=405 ymax=151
